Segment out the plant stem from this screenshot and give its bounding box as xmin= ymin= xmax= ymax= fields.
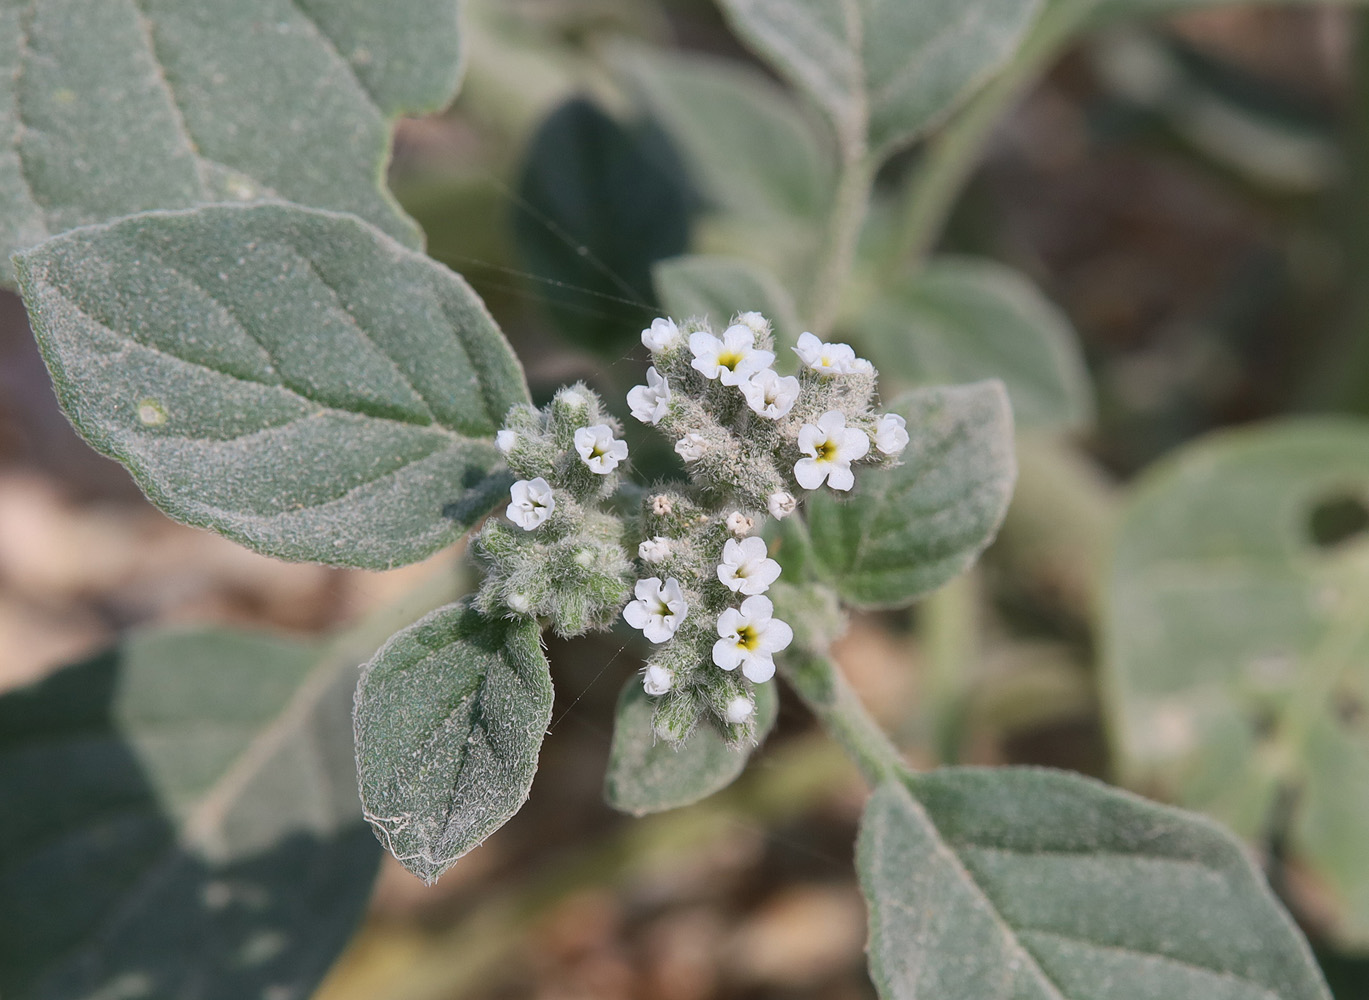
xmin=806 ymin=150 xmax=876 ymax=337
xmin=917 ymin=571 xmax=980 ymax=765
xmin=882 ymin=0 xmax=1098 ymax=274
xmin=780 ymin=647 xmax=906 ymax=787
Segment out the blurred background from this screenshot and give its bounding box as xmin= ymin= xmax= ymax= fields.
xmin=4 ymin=0 xmax=1369 ymax=996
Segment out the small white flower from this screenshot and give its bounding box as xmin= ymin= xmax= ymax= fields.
xmin=690 ymin=325 xmax=775 ymax=386
xmin=712 ymin=595 xmax=793 ymax=683
xmin=627 ymin=366 xmax=671 ymax=425
xmin=575 ymin=424 xmax=628 ymax=474
xmin=736 ymin=311 xmax=770 ymax=338
xmin=793 ymin=331 xmax=858 ymax=375
xmin=638 ymin=535 xmax=672 ymax=563
xmin=717 ymin=536 xmax=781 ymax=596
xmin=652 ymin=494 xmax=674 ymax=516
xmin=767 ymin=490 xmax=798 ymax=520
xmin=740 ymin=369 xmax=800 ymax=420
xmin=507 ymin=591 xmax=533 ymax=613
xmin=557 ymin=388 xmax=586 ymax=407
xmin=874 ymin=414 xmax=909 ymax=456
xmin=849 ymin=357 xmax=876 ymax=375
xmin=725 ymin=511 xmax=754 ymax=536
xmin=675 ymin=433 xmax=708 ymax=462
xmin=496 ymin=429 xmax=517 ymax=455
xmin=624 ymin=577 xmax=689 ymax=643
xmin=642 ymin=317 xmax=681 ymax=353
xmin=507 ymin=477 xmax=555 ymax=530
xmin=795 ymin=410 xmax=870 ymax=491
xmin=724 ymin=695 xmax=756 ymax=724
xmin=643 ymin=663 xmax=674 ymax=696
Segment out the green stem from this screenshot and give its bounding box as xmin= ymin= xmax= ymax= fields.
xmin=883 ymin=0 xmax=1098 ymax=274
xmin=781 ymin=646 xmax=906 ymax=787
xmin=917 ymin=572 xmax=980 ymax=765
xmin=806 ymin=150 xmax=877 ymax=337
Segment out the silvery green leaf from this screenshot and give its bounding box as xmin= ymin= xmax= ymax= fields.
xmin=16 ymin=202 xmax=529 ymax=569
xmin=354 ymin=600 xmax=552 ymax=884
xmin=654 ymin=254 xmax=803 ymax=355
xmin=858 ymin=257 xmax=1092 ymax=430
xmin=0 ymin=0 xmax=465 ymax=283
xmin=0 ymin=627 xmax=379 ymax=1000
xmin=1104 ymin=419 xmax=1369 ymax=947
xmin=604 ymin=679 xmax=778 ymax=816
xmin=716 ymin=0 xmax=1041 ymax=160
xmin=805 ymin=381 xmax=1017 ymax=608
xmin=860 ymin=767 xmax=1331 ymax=1000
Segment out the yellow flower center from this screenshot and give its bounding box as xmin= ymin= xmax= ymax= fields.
xmin=717 ymin=349 xmax=744 ymax=371
xmin=735 ymin=623 xmax=760 ymax=651
xmin=815 ymin=438 xmax=837 ymax=462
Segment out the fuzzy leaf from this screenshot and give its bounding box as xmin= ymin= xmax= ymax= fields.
xmin=604 ymin=679 xmax=777 ymax=816
xmin=16 ymin=202 xmax=529 ymax=569
xmin=716 ymin=0 xmax=1041 ymax=160
xmin=804 ymin=381 xmax=1017 ymax=608
xmin=0 ymin=628 xmax=379 ymax=1000
xmin=858 ymin=257 xmax=1093 ymax=430
xmin=1104 ymin=419 xmax=1369 ymax=947
xmin=860 ymin=766 xmax=1331 ymax=1000
xmin=654 ymin=254 xmax=803 ymax=355
xmin=0 ymin=0 xmax=464 ymax=284
xmin=354 ymin=600 xmax=552 ymax=884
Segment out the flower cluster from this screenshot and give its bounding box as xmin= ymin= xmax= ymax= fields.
xmin=473 ymin=385 xmax=632 ymax=637
xmin=613 ymin=312 xmax=906 ymax=744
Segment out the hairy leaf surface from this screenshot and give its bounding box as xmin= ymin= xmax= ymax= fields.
xmin=859 ymin=766 xmax=1331 ymax=1000
xmin=17 ymin=203 xmax=528 ymax=569
xmin=354 ymin=600 xmax=552 ymax=884
xmin=0 ymin=0 xmax=464 ymax=283
xmin=805 ymin=381 xmax=1016 ymax=608
xmin=0 ymin=628 xmax=379 ymax=1000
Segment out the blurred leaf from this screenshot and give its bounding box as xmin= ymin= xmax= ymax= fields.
xmin=1104 ymin=420 xmax=1369 ymax=947
xmin=805 ymin=381 xmax=1017 ymax=609
xmin=716 ymin=0 xmax=1041 ymax=160
xmin=354 ymin=600 xmax=552 ymax=884
xmin=613 ymin=43 xmax=832 ymax=223
xmin=604 ymin=679 xmax=777 ymax=816
xmin=512 ymin=96 xmax=693 ymax=356
xmin=654 ymin=254 xmax=803 ymax=355
xmin=0 ymin=628 xmax=379 ymax=1000
xmin=1093 ymin=0 xmax=1369 ymax=22
xmin=16 ymin=202 xmax=528 ymax=569
xmin=0 ymin=0 xmax=463 ymax=284
xmin=860 ymin=767 xmax=1332 ymax=1000
xmin=857 ymin=257 xmax=1093 ymax=430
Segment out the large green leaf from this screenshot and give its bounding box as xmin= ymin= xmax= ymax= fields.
xmin=0 ymin=0 xmax=464 ymax=284
xmin=859 ymin=766 xmax=1331 ymax=1000
xmin=604 ymin=679 xmax=778 ymax=816
xmin=1103 ymin=420 xmax=1369 ymax=947
xmin=804 ymin=381 xmax=1017 ymax=608
xmin=1092 ymin=0 xmax=1369 ymax=21
xmin=716 ymin=0 xmax=1041 ymax=160
xmin=857 ymin=257 xmax=1092 ymax=430
xmin=16 ymin=202 xmax=528 ymax=569
xmin=354 ymin=599 xmax=553 ymax=884
xmin=0 ymin=627 xmax=380 ymax=1000
xmin=653 ymin=254 xmax=803 ymax=356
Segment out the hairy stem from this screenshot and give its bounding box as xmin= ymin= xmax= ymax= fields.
xmin=883 ymin=0 xmax=1098 ymax=274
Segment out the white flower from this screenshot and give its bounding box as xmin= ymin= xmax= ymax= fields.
xmin=725 ymin=511 xmax=753 ymax=536
xmin=507 ymin=591 xmax=533 ymax=613
xmin=675 ymin=433 xmax=708 ymax=462
xmin=575 ymin=424 xmax=628 ymax=474
xmin=652 ymin=494 xmax=674 ymax=516
xmin=740 ymin=369 xmax=800 ymax=420
xmin=795 ymin=410 xmax=870 ymax=491
xmin=724 ymin=695 xmax=756 ymax=724
xmin=689 ymin=325 xmax=775 ymax=386
xmin=712 ymin=595 xmax=793 ymax=683
xmin=643 ymin=663 xmax=674 ymax=696
xmin=767 ymin=490 xmax=797 ymax=520
xmin=717 ymin=537 xmax=781 ymax=596
xmin=642 ymin=317 xmax=681 ymax=353
xmin=736 ymin=311 xmax=770 ymax=335
xmin=496 ymin=429 xmax=518 ymax=455
xmin=627 ymin=366 xmax=671 ymax=425
xmin=507 ymin=477 xmax=555 ymax=530
xmin=793 ymin=331 xmax=858 ymax=375
xmin=638 ymin=536 xmax=671 ymax=563
xmin=874 ymin=413 xmax=909 ymax=456
xmin=557 ymin=388 xmax=586 ymax=407
xmin=849 ymin=357 xmax=876 ymax=375
xmin=624 ymin=577 xmax=689 ymax=643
